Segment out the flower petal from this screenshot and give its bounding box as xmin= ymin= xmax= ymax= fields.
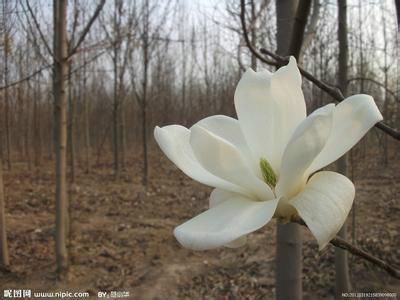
xmin=234 ymin=57 xmax=306 ymax=173
xmin=190 ymin=125 xmax=274 ymax=200
xmin=209 ymin=189 xmax=248 ymax=248
xmin=308 ymin=94 xmax=383 ymax=174
xmin=289 ymin=171 xmax=355 ymax=249
xmin=154 ymin=125 xmax=246 ymax=194
xmin=174 ymin=193 xmax=279 ymax=250
xmin=194 ymin=115 xmax=259 ymax=176
xmin=276 ymin=104 xmax=335 ymax=200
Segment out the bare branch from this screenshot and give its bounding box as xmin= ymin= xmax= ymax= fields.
xmin=68 ymin=0 xmax=106 ymax=58
xmin=24 ymin=0 xmax=53 ymax=57
xmin=0 ymin=65 xmax=51 ymax=91
xmin=348 ymin=77 xmax=399 ymax=101
xmin=239 ymin=0 xmax=277 ymax=66
xmin=240 ymin=0 xmax=400 ymax=141
xmin=292 ymin=217 xmax=400 ymax=279
xmin=259 ymin=48 xmax=400 ymax=141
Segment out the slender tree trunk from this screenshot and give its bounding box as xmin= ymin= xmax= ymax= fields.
xmin=113 ymin=54 xmax=120 ymax=180
xmin=112 ymin=2 xmax=121 ymax=180
xmin=3 ymin=26 xmax=11 ymax=171
xmin=275 ymin=1 xmax=302 ymax=299
xmin=142 ymin=56 xmax=149 ymax=188
xmin=335 ymin=0 xmax=351 ymax=297
xmin=33 ymin=76 xmax=42 ymax=167
xmin=82 ymin=56 xmax=91 ymax=174
xmin=141 ymin=1 xmax=150 ymax=189
xmin=53 ymin=0 xmax=69 ymax=275
xmin=250 ymin=0 xmax=257 ymax=70
xmin=0 ymin=159 xmax=9 ymax=270
xmin=68 ymin=64 xmax=76 ymax=183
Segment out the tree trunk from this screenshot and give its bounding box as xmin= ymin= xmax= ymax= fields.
xmin=0 ymin=159 xmax=9 ymax=270
xmin=82 ymin=56 xmax=91 ymax=174
xmin=335 ymin=0 xmax=351 ymax=297
xmin=68 ymin=63 xmax=76 ymax=183
xmin=141 ymin=1 xmax=150 ymax=189
xmin=275 ymin=1 xmax=303 ymax=299
xmin=112 ymin=2 xmax=121 ymax=180
xmin=33 ymin=76 xmax=42 ymax=167
xmin=53 ymin=0 xmax=69 ymax=275
xmin=3 ymin=25 xmax=11 ymax=171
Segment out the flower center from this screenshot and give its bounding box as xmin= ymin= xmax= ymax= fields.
xmin=259 ymin=158 xmax=277 ymax=189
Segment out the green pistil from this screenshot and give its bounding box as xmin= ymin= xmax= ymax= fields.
xmin=260 ymin=158 xmax=277 ymax=188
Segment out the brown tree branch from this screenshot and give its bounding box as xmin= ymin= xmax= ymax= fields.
xmin=24 ymin=0 xmax=54 ymax=57
xmin=239 ymin=0 xmax=400 ymax=141
xmin=348 ymin=77 xmax=398 ymax=101
xmin=292 ymin=217 xmax=400 ymax=279
xmin=240 ymin=0 xmax=400 ymax=279
xmin=68 ymin=0 xmax=106 ymax=58
xmin=259 ymin=48 xmax=400 ymax=141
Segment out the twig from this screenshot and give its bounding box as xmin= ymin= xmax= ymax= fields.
xmin=259 ymin=48 xmax=400 ymax=141
xmin=291 ymin=216 xmax=400 ymax=279
xmin=239 ymin=0 xmax=400 ymax=141
xmin=330 ymin=236 xmax=400 ymax=279
xmin=240 ymin=0 xmax=400 ymax=279
xmin=348 ymin=77 xmax=398 ymax=101
xmin=0 ymin=65 xmax=51 ymax=90
xmin=24 ymin=0 xmax=54 ymax=57
xmin=68 ymin=0 xmax=106 ymax=58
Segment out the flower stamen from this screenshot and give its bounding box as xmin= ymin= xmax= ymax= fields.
xmin=260 ymin=158 xmax=277 ymax=188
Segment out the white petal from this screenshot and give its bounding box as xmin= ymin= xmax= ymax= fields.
xmin=209 ymin=189 xmax=248 ymax=248
xmin=276 ymin=104 xmax=335 ymax=200
xmin=154 ymin=125 xmax=246 ymax=194
xmin=194 ymin=115 xmax=259 ymax=176
xmin=190 ymin=125 xmax=274 ymax=201
xmin=234 ymin=57 xmax=306 ymax=173
xmin=289 ymin=171 xmax=355 ymax=249
xmin=308 ymin=94 xmax=383 ymax=173
xmin=174 ymin=194 xmax=279 ymax=250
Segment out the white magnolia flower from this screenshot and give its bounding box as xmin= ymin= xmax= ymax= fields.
xmin=154 ymin=57 xmax=383 ymax=251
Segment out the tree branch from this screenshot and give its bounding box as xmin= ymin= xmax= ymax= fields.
xmin=24 ymin=0 xmax=54 ymax=57
xmin=239 ymin=0 xmax=277 ymax=66
xmin=240 ymin=0 xmax=400 ymax=141
xmin=348 ymin=77 xmax=398 ymax=101
xmin=259 ymin=48 xmax=400 ymax=141
xmin=68 ymin=0 xmax=106 ymax=58
xmin=292 ymin=217 xmax=400 ymax=279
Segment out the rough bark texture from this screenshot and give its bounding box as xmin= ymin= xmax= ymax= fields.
xmin=53 ymin=0 xmax=69 ymax=275
xmin=275 ymin=1 xmax=303 ymax=300
xmin=335 ymin=0 xmax=351 ymax=297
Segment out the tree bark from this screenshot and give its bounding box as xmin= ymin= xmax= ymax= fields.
xmin=141 ymin=0 xmax=150 ymax=189
xmin=335 ymin=0 xmax=351 ymax=297
xmin=53 ymin=0 xmax=69 ymax=275
xmin=3 ymin=17 xmax=11 ymax=171
xmin=82 ymin=53 xmax=91 ymax=174
xmin=275 ymin=1 xmax=303 ymax=300
xmin=0 ymin=159 xmax=9 ymax=270
xmin=68 ymin=63 xmax=76 ymax=183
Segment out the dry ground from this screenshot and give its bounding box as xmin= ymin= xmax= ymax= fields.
xmin=0 ymin=138 xmax=399 ymax=299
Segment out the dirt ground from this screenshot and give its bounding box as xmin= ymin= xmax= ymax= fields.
xmin=0 ymin=138 xmax=399 ymax=299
